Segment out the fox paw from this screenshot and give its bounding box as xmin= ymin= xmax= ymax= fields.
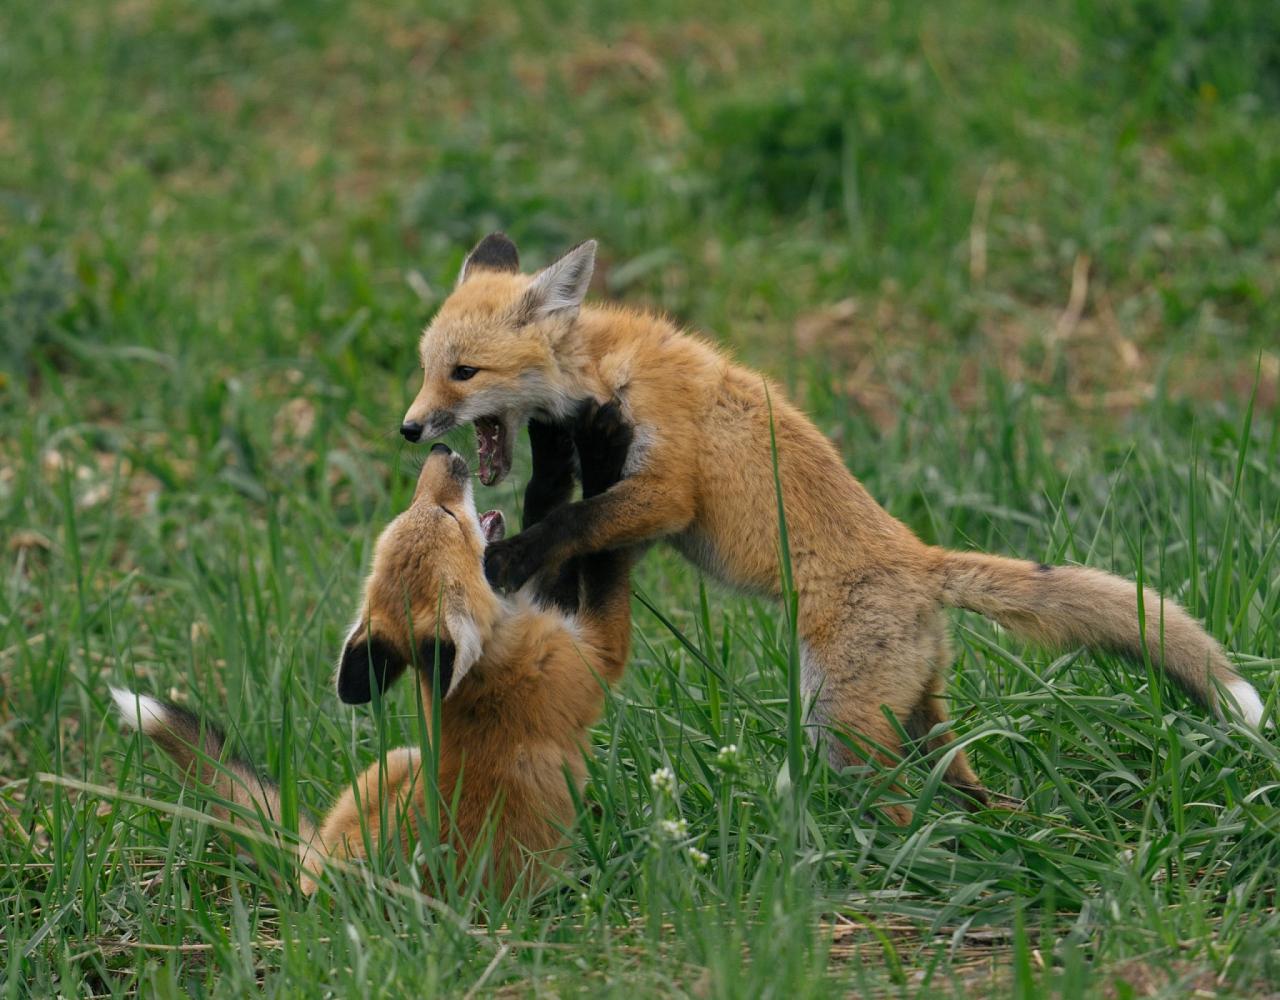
xmin=484 ymin=531 xmax=545 ymax=592
xmin=574 ymin=398 xmax=633 ymax=497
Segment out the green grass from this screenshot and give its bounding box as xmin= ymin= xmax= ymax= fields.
xmin=3 ymin=0 xmax=1279 ymax=995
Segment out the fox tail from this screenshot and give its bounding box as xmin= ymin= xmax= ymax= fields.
xmin=110 ymin=687 xmax=318 ymax=848
xmin=937 ymin=552 xmax=1265 ymax=727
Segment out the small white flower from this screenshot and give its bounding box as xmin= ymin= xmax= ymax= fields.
xmin=649 ymin=766 xmax=676 ymax=795
xmin=687 ymin=846 xmax=709 ymax=867
xmin=715 ymin=744 xmax=740 ymax=768
xmin=657 ymin=818 xmax=688 ymax=840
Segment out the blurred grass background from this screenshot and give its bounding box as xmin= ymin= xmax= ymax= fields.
xmin=2 ymin=0 xmax=1278 ymax=996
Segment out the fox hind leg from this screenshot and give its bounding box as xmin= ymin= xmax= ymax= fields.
xmin=904 ymin=675 xmax=989 ymax=810
xmin=306 ymin=747 xmax=423 ymax=893
xmin=819 ymin=705 xmax=917 ymax=826
xmin=803 ymin=601 xmax=986 ymax=823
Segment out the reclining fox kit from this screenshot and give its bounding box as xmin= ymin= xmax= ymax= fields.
xmin=401 ymin=232 xmax=1265 ymax=818
xmin=115 ymin=404 xmax=637 ymax=894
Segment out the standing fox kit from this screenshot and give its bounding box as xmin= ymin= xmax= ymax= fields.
xmin=402 ymin=232 xmax=1265 ymax=817
xmin=115 ymin=404 xmax=637 ymax=893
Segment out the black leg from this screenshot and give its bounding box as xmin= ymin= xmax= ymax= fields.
xmin=522 ymin=418 xmax=577 ymax=529
xmin=571 ymin=400 xmax=635 ymax=614
xmin=521 ymin=417 xmax=584 ymax=612
xmin=518 ymin=401 xmax=636 ymax=611
xmin=574 ymin=400 xmax=633 ymax=500
xmin=487 ymin=401 xmax=638 ymax=594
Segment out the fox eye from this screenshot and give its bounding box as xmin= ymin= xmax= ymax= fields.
xmin=451 ymin=365 xmax=478 ymax=381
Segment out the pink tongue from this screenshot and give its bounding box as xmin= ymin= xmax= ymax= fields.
xmin=479 ymin=510 xmax=505 ymax=542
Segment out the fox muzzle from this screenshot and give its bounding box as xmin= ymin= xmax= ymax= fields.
xmin=422 ymin=442 xmax=471 ymax=484
xmin=401 ymin=409 xmax=457 ymax=442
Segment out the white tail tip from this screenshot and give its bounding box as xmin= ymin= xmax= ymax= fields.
xmin=1224 ymin=679 xmax=1266 ymax=729
xmin=110 ymin=687 xmax=168 ymax=734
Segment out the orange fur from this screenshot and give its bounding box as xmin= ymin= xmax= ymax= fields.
xmin=115 ymin=445 xmax=634 ymax=895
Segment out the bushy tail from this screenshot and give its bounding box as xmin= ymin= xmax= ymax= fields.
xmin=937 ymin=552 xmax=1264 ymax=727
xmin=110 ymin=688 xmax=318 ymax=847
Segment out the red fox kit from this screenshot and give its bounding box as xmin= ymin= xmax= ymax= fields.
xmin=114 ymin=402 xmax=636 ymax=894
xmin=401 ymin=233 xmax=1266 ymax=819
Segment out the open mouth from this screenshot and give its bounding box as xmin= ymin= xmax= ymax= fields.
xmin=479 ymin=509 xmax=505 ymax=544
xmin=475 ymin=414 xmax=513 ymax=487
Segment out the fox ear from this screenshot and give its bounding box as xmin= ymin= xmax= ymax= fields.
xmin=520 ymin=240 xmax=596 ymax=322
xmin=444 ymin=608 xmax=486 ymax=688
xmin=336 ymin=624 xmax=408 ymax=704
xmin=458 ymin=232 xmax=520 ymax=286
xmin=415 ymin=636 xmax=458 ymax=698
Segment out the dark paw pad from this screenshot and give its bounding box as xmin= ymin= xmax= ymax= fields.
xmin=483 ymin=534 xmax=543 ymax=592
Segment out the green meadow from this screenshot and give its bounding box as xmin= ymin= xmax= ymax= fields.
xmin=2 ymin=0 xmax=1278 ymax=995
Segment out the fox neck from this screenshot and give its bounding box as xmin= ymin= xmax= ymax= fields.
xmin=537 ymin=308 xmax=612 ymax=418
xmin=453 ymin=597 xmax=530 ymax=686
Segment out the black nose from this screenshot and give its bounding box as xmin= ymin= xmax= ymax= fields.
xmin=400 ymin=421 xmax=424 ymax=442
xmin=430 ymin=442 xmax=453 ymax=456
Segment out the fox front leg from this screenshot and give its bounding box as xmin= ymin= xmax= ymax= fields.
xmin=484 ymin=470 xmax=693 ymax=592
xmin=522 ymin=419 xmax=578 ymax=529
xmin=524 ymin=400 xmax=636 ymax=611
xmin=522 ymin=397 xmax=629 ymax=527
xmin=573 ymin=399 xmax=634 ymax=500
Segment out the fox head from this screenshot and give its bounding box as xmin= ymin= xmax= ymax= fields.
xmin=401 ymin=233 xmax=597 ymax=486
xmin=336 ymin=444 xmax=505 ymax=705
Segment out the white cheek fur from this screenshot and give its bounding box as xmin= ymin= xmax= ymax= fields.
xmin=446 ymin=612 xmax=485 ymax=691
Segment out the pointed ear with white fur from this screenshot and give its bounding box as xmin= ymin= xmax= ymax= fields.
xmin=445 ymin=610 xmax=484 ymax=690
xmin=519 ymin=240 xmax=597 ymax=323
